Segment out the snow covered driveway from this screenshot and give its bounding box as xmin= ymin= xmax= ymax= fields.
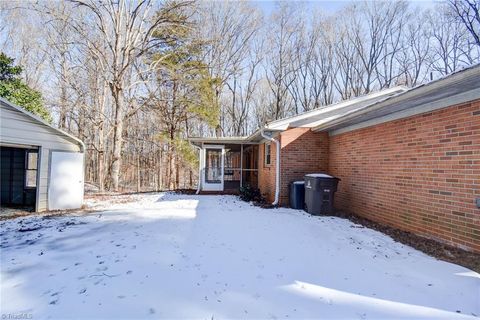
xmin=1 ymin=193 xmax=479 ymax=319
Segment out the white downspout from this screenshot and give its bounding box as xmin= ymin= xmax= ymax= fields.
xmin=260 ymin=129 xmax=280 ymax=206
xmin=191 ymin=143 xmax=202 ymax=194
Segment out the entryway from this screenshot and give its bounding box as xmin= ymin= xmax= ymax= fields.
xmin=202 ymin=145 xmax=224 ymax=191
xmin=199 ymin=143 xmax=259 ymax=193
xmin=0 ymin=146 xmax=38 ymax=212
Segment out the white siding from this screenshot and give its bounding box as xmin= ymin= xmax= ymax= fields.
xmin=0 ymin=100 xmax=83 ymax=212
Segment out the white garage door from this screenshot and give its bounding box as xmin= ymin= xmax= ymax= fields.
xmin=48 ymin=151 xmax=84 ymax=210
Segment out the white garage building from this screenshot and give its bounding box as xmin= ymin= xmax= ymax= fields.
xmin=0 ymin=98 xmax=85 ymax=212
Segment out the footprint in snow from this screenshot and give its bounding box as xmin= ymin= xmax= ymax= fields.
xmin=149 ymin=308 xmax=155 ymax=315
xmin=79 ymin=288 xmax=87 ymax=294
xmin=49 ymin=299 xmax=59 ymax=305
xmin=126 ymin=270 xmax=133 ymax=275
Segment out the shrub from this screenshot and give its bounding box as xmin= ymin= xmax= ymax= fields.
xmin=239 ymin=185 xmax=264 ymax=203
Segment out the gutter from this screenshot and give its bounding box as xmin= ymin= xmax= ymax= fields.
xmin=260 ymin=129 xmax=280 ymax=206
xmin=190 ymin=143 xmax=202 ymax=194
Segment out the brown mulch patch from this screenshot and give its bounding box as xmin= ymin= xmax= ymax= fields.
xmin=333 ymin=210 xmax=480 ymax=273
xmin=85 ymin=193 xmax=136 ymax=204
xmin=255 ymin=201 xmax=275 ymax=209
xmin=0 ymin=207 xmax=98 ymax=221
xmin=173 ymin=189 xmax=197 ymax=195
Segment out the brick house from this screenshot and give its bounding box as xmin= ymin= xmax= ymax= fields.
xmin=189 ymin=64 xmax=480 ymax=252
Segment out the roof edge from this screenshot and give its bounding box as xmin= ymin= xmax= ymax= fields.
xmin=312 ymin=63 xmax=480 ymax=132
xmin=0 ymin=97 xmax=85 ymax=151
xmin=265 ymin=86 xmax=407 ymax=131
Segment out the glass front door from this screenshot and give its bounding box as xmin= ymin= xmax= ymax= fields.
xmin=202 ymin=146 xmax=224 ymax=191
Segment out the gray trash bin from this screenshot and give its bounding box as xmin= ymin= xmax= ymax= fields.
xmin=289 ymin=181 xmax=305 ymax=209
xmin=304 ymin=173 xmax=340 ymax=215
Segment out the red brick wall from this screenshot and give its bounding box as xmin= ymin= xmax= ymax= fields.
xmin=329 ymin=100 xmax=480 ymax=252
xmin=258 ymin=128 xmax=329 ymax=205
xmin=279 ymin=128 xmax=329 ymax=205
xmin=258 ymin=140 xmax=277 ymax=203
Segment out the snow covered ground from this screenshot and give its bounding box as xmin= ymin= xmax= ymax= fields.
xmin=1 ymin=193 xmax=479 ymax=319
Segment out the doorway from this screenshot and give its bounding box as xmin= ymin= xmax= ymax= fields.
xmin=0 ymin=146 xmax=38 ymax=211
xmin=202 ymin=145 xmax=224 ymax=191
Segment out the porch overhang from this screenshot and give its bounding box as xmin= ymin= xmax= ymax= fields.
xmin=188 ymin=129 xmax=282 ymax=147
xmin=188 ymin=137 xmax=254 ymax=147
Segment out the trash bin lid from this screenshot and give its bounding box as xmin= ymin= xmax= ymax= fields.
xmin=305 ymin=173 xmax=333 ymax=178
xmin=293 ymin=181 xmax=305 ymax=185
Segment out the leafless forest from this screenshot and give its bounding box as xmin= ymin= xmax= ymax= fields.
xmin=1 ymin=0 xmax=479 ymax=192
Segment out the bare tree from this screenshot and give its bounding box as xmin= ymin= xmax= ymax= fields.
xmin=396 ymin=12 xmax=431 ymax=86
xmin=448 ymin=0 xmax=480 ymax=47
xmin=428 ymin=5 xmax=469 ymax=76
xmin=198 ymin=1 xmax=262 ymax=136
xmin=67 ymin=0 xmax=190 ymax=191
xmin=264 ymin=2 xmax=301 ymax=120
xmin=2 ymin=0 xmax=479 ymax=194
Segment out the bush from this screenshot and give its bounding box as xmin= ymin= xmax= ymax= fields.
xmin=239 ymin=185 xmax=264 ymax=203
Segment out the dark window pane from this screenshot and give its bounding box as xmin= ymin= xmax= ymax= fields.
xmin=265 ymin=143 xmax=271 ymax=165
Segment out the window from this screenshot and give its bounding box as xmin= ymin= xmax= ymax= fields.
xmin=25 ymin=150 xmax=38 ymax=188
xmin=265 ymin=143 xmax=271 ymax=165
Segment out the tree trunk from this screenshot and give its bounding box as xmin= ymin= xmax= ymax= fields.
xmin=136 ymin=154 xmax=141 ymax=192
xmin=111 ymin=86 xmax=124 ymax=191
xmin=175 ymin=153 xmax=180 ymax=189
xmin=97 ymin=122 xmax=105 ymax=192
xmin=189 ymin=169 xmax=193 ymax=188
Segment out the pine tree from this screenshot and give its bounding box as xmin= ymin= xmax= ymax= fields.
xmin=0 ymin=52 xmax=51 ymax=122
xmin=150 ymin=4 xmax=220 ymax=188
